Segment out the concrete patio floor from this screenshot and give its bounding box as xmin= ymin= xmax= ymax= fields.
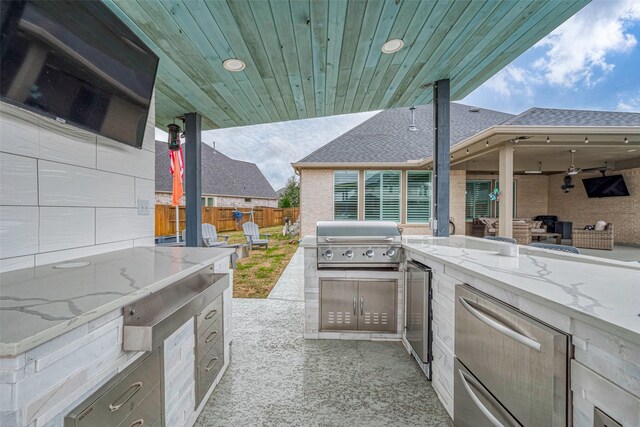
xmin=195 ymin=248 xmax=452 ymax=426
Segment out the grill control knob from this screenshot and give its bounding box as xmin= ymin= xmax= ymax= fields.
xmin=324 ymin=250 xmax=333 ymax=260
xmin=386 ymin=249 xmax=396 ymax=257
xmin=345 ymin=249 xmax=354 ymax=259
xmin=365 ymin=249 xmax=375 ymax=258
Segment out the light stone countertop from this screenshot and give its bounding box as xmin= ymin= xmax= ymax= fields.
xmin=402 ymin=235 xmax=640 ymax=345
xmin=0 ymin=246 xmax=233 ymax=356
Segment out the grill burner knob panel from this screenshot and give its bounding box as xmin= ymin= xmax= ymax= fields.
xmin=324 ymin=250 xmax=333 ymax=260
xmin=345 ymin=250 xmax=354 ymax=259
xmin=386 ymin=249 xmax=396 ymax=257
xmin=365 ymin=249 xmax=374 ymax=258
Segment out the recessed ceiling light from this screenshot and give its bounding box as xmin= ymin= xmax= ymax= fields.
xmin=381 ymin=39 xmax=404 ymax=54
xmin=223 ymin=58 xmax=245 ymax=72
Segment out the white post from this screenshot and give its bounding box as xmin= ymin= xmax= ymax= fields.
xmin=176 ymin=205 xmax=180 ymax=242
xmin=499 ymin=142 xmax=514 ymax=238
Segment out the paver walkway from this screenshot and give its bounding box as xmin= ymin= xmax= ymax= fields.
xmin=195 ymin=248 xmax=452 ymax=426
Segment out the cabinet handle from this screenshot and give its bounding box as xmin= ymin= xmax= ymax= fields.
xmin=353 ymin=297 xmax=356 ymax=315
xmin=205 ymin=331 xmax=218 ymax=343
xmin=360 ymin=297 xmax=364 ymax=316
xmin=205 ymin=357 xmax=219 ymax=372
xmin=459 ymin=296 xmax=541 ymax=352
xmin=129 ymin=419 xmax=144 ymax=427
xmin=204 ymin=309 xmax=217 ymax=320
xmin=109 ymin=381 xmax=142 ymax=412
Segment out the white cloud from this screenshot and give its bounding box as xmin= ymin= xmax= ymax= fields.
xmin=483 ymin=66 xmax=539 ymax=99
xmin=534 ymin=0 xmax=640 ymax=87
xmin=156 ymin=111 xmax=377 ymax=190
xmin=616 ymin=92 xmax=640 ymax=111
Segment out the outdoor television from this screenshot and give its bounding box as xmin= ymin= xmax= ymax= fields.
xmin=582 ymin=175 xmax=630 ymax=198
xmin=0 ymin=0 xmax=158 ymax=149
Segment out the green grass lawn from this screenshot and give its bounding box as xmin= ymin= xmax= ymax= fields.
xmin=223 ymin=225 xmax=299 ymax=298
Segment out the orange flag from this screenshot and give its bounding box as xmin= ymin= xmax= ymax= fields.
xmin=171 ymin=148 xmax=183 ymax=206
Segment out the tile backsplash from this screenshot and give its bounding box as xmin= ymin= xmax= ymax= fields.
xmin=0 ymin=96 xmax=156 ymax=272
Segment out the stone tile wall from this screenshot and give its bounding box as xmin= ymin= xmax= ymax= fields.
xmin=0 ymin=97 xmax=156 ymax=273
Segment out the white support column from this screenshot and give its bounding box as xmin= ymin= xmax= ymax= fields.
xmin=498 ymin=142 xmax=514 ymax=238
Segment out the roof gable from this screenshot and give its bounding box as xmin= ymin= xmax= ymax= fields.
xmin=155 ymin=141 xmax=277 ymax=199
xmin=296 ymin=103 xmax=514 ymax=164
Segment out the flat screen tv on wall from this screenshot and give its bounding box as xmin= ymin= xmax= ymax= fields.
xmin=1 ymin=0 xmax=158 ymax=149
xmin=582 ymin=175 xmax=630 ymax=198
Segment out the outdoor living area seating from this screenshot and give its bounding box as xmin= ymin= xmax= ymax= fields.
xmin=243 ymin=221 xmax=271 ymax=250
xmin=479 ymin=217 xmax=556 ymax=245
xmin=572 ymin=222 xmax=614 ymax=251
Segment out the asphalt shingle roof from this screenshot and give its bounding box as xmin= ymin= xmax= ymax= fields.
xmin=502 ymin=107 xmax=640 ymax=127
xmin=296 ymin=103 xmax=514 ymax=163
xmin=156 ymin=141 xmax=277 ymax=199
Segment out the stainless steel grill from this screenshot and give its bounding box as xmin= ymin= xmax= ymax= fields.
xmin=316 ymin=221 xmax=402 ymax=268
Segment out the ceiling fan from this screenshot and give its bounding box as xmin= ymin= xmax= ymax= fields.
xmin=565 ymin=150 xmax=610 ymax=175
xmin=562 ymin=150 xmax=611 ymax=193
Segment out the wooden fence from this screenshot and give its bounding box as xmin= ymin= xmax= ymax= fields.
xmin=155 ymin=205 xmax=299 ymax=237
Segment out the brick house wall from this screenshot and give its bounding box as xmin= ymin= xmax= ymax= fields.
xmin=547 ymin=168 xmax=640 ymax=245
xmin=155 ymin=192 xmax=277 ymax=208
xmin=299 ymin=168 xmax=466 ymax=237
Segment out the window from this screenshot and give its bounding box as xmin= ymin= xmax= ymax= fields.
xmin=364 ymin=171 xmax=400 ymax=221
xmin=207 ymin=197 xmax=215 ymax=207
xmin=244 ymin=198 xmax=252 ymax=203
xmin=406 ymin=171 xmax=432 ymax=223
xmin=334 ymin=171 xmax=358 ymax=220
xmin=465 ymin=180 xmax=491 ymax=220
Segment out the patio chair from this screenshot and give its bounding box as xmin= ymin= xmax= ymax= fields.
xmin=202 ymin=223 xmax=230 ymax=247
xmin=483 ymin=236 xmax=517 ymax=244
xmin=243 ymin=221 xmax=270 ymax=250
xmin=572 ymin=223 xmax=614 ymax=250
xmin=512 ymin=221 xmax=532 ymax=245
xmin=530 ymin=242 xmax=580 ymax=254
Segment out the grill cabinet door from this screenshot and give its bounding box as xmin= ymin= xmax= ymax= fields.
xmin=320 ymin=280 xmax=358 ymax=330
xmin=358 ymin=281 xmax=396 ymax=332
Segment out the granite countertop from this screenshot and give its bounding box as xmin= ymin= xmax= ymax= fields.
xmin=402 ymin=236 xmax=640 ymax=345
xmin=0 ymin=246 xmax=234 ymax=356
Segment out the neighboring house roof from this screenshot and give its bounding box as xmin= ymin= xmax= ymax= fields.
xmin=501 ymin=107 xmax=640 ymax=127
xmin=276 ymin=187 xmax=287 ymax=197
xmin=295 ymin=103 xmax=514 ymax=164
xmin=155 ymin=140 xmax=277 ymax=199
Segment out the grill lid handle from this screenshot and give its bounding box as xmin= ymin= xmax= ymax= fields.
xmin=324 ymin=237 xmax=394 ymax=243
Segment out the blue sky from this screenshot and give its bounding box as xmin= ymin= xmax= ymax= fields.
xmin=156 ymin=0 xmax=640 ymax=190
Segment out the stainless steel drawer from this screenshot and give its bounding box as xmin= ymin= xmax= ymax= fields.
xmin=454 ymin=358 xmax=519 ymax=427
xmin=196 ymin=336 xmax=224 ymax=405
xmin=65 ymin=349 xmax=161 ymax=427
xmin=118 ymin=383 xmax=162 ymax=427
xmin=197 ymin=315 xmax=223 ymax=363
xmin=455 ymin=284 xmax=568 ymax=427
xmin=196 ymin=294 xmax=223 ymax=336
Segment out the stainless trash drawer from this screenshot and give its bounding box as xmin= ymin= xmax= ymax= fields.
xmin=197 ymin=315 xmax=223 ymax=363
xmin=454 ymin=358 xmax=519 ymax=427
xmin=196 ymin=294 xmax=223 ymax=336
xmin=455 ymin=284 xmax=568 ymax=427
xmin=196 ymin=336 xmax=224 ymax=405
xmin=118 ymin=382 xmax=162 ymax=427
xmin=65 ymin=349 xmax=161 ymax=427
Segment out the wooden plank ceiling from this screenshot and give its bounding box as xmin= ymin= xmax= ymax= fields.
xmin=104 ymin=0 xmax=588 ymax=130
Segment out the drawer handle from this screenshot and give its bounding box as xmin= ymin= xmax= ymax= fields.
xmin=204 ymin=309 xmax=218 ymax=320
xmin=459 ymin=297 xmax=541 ymax=352
xmin=360 ymin=297 xmax=364 ymax=316
xmin=130 ymin=419 xmax=144 ymax=427
xmin=205 ymin=331 xmax=218 ymax=343
xmin=458 ymin=369 xmax=516 ymax=427
xmin=205 ymin=357 xmax=219 ymax=372
xmin=109 ymin=381 xmax=142 ymax=412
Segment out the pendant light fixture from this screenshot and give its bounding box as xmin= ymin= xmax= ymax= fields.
xmin=408 ymin=107 xmax=417 ymax=131
xmin=167 ymin=123 xmax=181 ymax=151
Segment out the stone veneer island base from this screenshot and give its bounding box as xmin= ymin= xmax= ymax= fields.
xmin=0 ymin=247 xmax=233 ymax=427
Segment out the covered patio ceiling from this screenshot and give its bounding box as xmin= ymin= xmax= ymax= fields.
xmin=104 ymin=0 xmax=588 ymax=130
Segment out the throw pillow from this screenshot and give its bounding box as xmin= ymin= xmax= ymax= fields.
xmin=595 ymin=220 xmax=607 ymax=231
xmin=532 ymin=220 xmax=543 ymax=229
xmin=584 ymin=225 xmax=595 ymax=231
